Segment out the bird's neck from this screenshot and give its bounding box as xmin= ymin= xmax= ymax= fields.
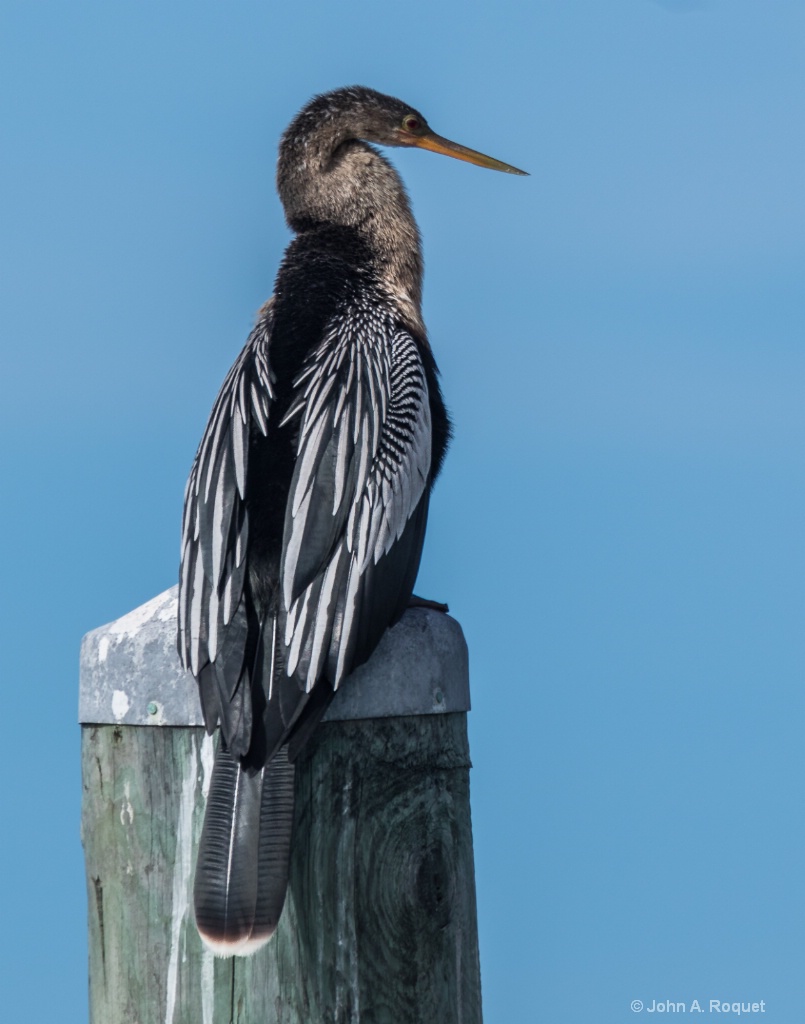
xmin=277 ymin=136 xmax=424 ymax=332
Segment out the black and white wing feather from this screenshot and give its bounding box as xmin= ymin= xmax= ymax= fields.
xmin=178 ymin=306 xmax=274 ymax=754
xmin=279 ymin=297 xmax=432 ymax=693
xmin=180 ymin=293 xmax=434 ymax=956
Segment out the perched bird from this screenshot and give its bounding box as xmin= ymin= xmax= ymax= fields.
xmin=178 ymin=85 xmax=526 ymax=956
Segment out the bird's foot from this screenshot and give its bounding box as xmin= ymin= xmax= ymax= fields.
xmin=408 ymin=594 xmax=449 ymax=614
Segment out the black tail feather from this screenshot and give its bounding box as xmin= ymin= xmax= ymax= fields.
xmin=247 ymin=747 xmax=295 ymax=948
xmin=193 ymin=739 xmax=295 ymax=955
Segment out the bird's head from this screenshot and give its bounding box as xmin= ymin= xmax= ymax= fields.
xmin=284 ymin=86 xmax=528 ymax=177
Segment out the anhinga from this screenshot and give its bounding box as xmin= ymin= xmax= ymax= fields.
xmin=178 ymin=85 xmax=526 ymax=955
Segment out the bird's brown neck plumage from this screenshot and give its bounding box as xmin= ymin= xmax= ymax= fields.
xmin=276 ymin=105 xmax=424 ymax=332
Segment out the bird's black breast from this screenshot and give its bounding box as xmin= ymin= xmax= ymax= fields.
xmin=244 ymin=225 xmax=387 ymax=610
xmin=269 ymin=224 xmax=380 ymax=395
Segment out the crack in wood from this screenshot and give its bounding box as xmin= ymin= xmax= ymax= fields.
xmin=92 ymin=876 xmax=106 ymax=986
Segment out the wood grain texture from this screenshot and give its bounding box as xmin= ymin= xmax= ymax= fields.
xmin=251 ymin=712 xmax=482 ymax=1024
xmin=81 ymin=725 xmax=232 ymax=1024
xmin=82 ymin=713 xmax=482 ymax=1023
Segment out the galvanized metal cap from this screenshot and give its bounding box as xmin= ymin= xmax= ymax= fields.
xmin=79 ymin=586 xmax=470 ymax=727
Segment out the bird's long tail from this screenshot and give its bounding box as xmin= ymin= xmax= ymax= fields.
xmin=193 ymin=738 xmax=295 ymax=956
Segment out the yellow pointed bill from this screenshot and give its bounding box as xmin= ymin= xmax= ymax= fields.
xmin=411 ymin=131 xmax=528 ymax=176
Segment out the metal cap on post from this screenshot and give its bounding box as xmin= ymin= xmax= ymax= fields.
xmin=80 ymin=588 xmax=481 ymax=1024
xmin=79 ymin=586 xmax=470 ymax=728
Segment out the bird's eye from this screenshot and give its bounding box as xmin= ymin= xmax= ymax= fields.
xmin=402 ymin=115 xmax=422 ymax=133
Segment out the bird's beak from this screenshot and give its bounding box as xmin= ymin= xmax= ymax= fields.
xmin=408 ymin=131 xmax=528 ymax=176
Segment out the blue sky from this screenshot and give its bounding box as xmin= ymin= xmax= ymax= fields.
xmin=1 ymin=1 xmax=803 ymax=1020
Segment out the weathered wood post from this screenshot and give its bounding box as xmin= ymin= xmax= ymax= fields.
xmin=80 ymin=586 xmax=482 ymax=1023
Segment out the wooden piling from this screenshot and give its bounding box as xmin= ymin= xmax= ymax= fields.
xmin=80 ymin=588 xmax=482 ymax=1023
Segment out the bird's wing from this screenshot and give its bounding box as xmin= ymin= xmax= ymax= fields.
xmin=279 ymin=305 xmax=432 ymax=693
xmin=178 ymin=306 xmax=274 ymax=743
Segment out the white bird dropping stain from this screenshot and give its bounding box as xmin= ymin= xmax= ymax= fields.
xmin=199 ymin=733 xmax=217 ymax=1024
xmin=120 ymin=782 xmax=134 ymax=827
xmin=111 ymin=689 xmax=130 ymax=721
xmin=200 ymin=733 xmax=215 ymax=799
xmin=201 ymin=946 xmax=215 ymax=1024
xmin=165 ymin=735 xmax=199 ymax=1024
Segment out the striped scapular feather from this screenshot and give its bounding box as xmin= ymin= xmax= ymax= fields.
xmin=280 ymin=306 xmax=432 ymax=692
